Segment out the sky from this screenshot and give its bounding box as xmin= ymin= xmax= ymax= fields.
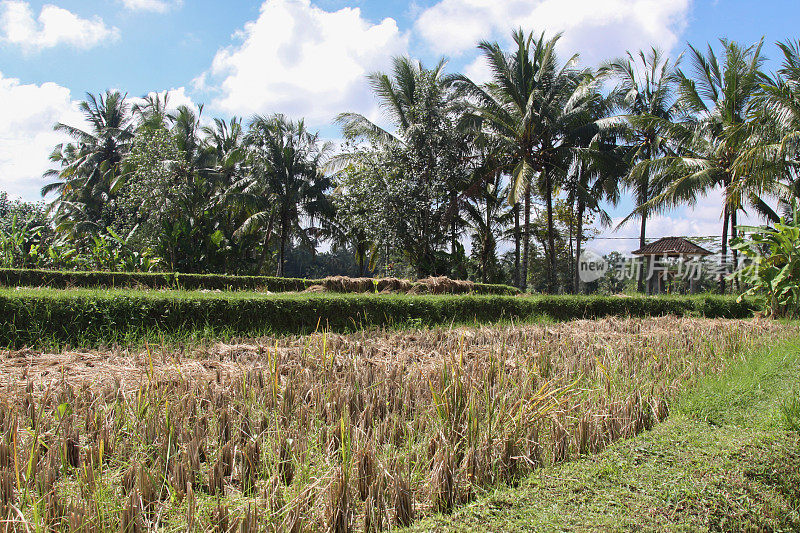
xmin=1 ymin=0 xmax=798 ymax=254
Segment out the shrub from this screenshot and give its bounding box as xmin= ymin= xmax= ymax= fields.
xmin=0 ymin=268 xmax=314 ymax=292
xmin=0 ymin=290 xmax=756 ymax=348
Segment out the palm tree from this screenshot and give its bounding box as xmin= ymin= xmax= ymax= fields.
xmin=241 ymin=114 xmax=332 ymax=276
xmin=43 ymin=91 xmax=134 ymax=235
xmin=742 ymin=39 xmax=800 ymax=216
xmin=203 ymin=118 xmax=250 ymax=266
xmin=336 ymin=57 xmax=457 ymax=149
xmin=204 ymin=117 xmax=246 ymax=188
xmin=600 ymin=48 xmax=682 ymax=292
xmin=638 ymin=39 xmax=768 ymax=292
xmin=132 ymin=92 xmax=171 ymax=131
xmin=323 ymin=181 xmax=376 ymax=276
xmin=452 ymin=30 xmax=598 ymax=292
xmin=463 ymin=170 xmax=513 ymax=283
xmin=565 ymin=118 xmax=623 ymax=293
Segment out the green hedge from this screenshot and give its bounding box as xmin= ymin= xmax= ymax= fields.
xmin=0 ymin=268 xmax=518 ymax=295
xmin=0 ymin=289 xmax=757 ymax=348
xmin=0 ymin=268 xmax=314 ymax=292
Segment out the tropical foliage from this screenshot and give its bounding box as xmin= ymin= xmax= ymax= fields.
xmin=731 ymin=201 xmax=800 ymax=317
xmin=4 ymin=29 xmax=800 ymax=300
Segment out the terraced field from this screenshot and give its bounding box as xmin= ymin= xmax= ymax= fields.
xmin=0 ymin=317 xmax=794 ymax=531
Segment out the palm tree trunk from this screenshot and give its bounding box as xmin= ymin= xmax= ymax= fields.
xmin=451 ymin=192 xmax=458 ymax=257
xmin=574 ymin=197 xmax=585 ymax=294
xmin=637 ymin=215 xmax=647 ymax=293
xmin=385 ymin=241 xmax=390 ymax=277
xmin=277 ymin=231 xmax=285 ymax=277
xmin=730 ymin=208 xmax=739 ymax=292
xmin=481 ymin=240 xmax=489 ymax=284
xmin=545 ymin=167 xmax=557 ymax=293
xmin=277 ymin=210 xmax=288 ymax=277
xmin=522 ymin=185 xmax=531 ymax=292
xmin=719 ymin=204 xmax=729 ymax=294
xmin=261 ymin=214 xmax=275 ymax=275
xmin=262 ymin=236 xmax=270 ymax=276
xmin=483 ymin=194 xmax=492 ymax=283
xmin=568 ymin=213 xmax=573 ymax=293
xmin=637 ymin=151 xmax=651 ymax=294
xmin=514 ymin=203 xmax=521 ymax=288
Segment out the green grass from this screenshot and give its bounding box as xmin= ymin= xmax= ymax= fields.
xmin=0 ymin=287 xmax=757 ymax=348
xmin=406 ymin=337 xmax=800 ymax=532
xmin=679 ymin=334 xmax=800 ymax=428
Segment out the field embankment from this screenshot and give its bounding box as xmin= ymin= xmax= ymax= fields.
xmin=0 ymin=317 xmax=793 ymax=531
xmin=407 ymin=335 xmax=800 ymax=532
xmin=0 ymin=288 xmax=757 ymax=348
xmin=0 ymin=268 xmax=518 ymax=295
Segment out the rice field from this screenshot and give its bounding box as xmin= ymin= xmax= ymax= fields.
xmin=0 ymin=317 xmax=795 ymax=531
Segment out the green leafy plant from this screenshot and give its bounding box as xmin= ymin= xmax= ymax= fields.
xmin=0 ymin=214 xmax=45 ymax=269
xmin=730 ymin=200 xmax=800 ymax=317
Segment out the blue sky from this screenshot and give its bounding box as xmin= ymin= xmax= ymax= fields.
xmin=1 ymin=0 xmax=797 ymax=251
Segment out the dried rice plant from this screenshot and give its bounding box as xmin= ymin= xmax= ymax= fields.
xmin=0 ymin=317 xmax=793 ymax=531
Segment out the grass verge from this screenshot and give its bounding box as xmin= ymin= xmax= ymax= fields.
xmin=406 ymin=337 xmax=800 ymax=532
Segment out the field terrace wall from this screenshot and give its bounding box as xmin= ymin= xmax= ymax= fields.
xmin=0 ymin=291 xmax=757 ymax=348
xmin=0 ymin=269 xmax=518 ymax=295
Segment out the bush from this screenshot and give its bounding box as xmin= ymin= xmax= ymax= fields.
xmin=0 ymin=290 xmax=756 ymax=348
xmin=0 ymin=268 xmax=315 ymax=292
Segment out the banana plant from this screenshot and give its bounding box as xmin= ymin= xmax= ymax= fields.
xmin=45 ymin=242 xmax=78 ymax=270
xmin=0 ymin=214 xmax=44 ymax=268
xmin=730 ymin=200 xmax=800 ymax=317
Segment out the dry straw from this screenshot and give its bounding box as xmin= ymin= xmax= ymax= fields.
xmin=0 ymin=316 xmax=793 ymax=530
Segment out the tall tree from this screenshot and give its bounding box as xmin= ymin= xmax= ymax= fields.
xmin=242 ymin=114 xmax=332 ymax=276
xmin=204 ymin=117 xmax=250 ymax=271
xmin=336 ymin=56 xmax=472 ymax=277
xmin=453 ymin=30 xmax=598 ymax=292
xmin=742 ymin=39 xmax=800 ymax=216
xmin=601 ymin=48 xmax=682 ymax=292
xmin=43 ymin=91 xmax=134 ymax=236
xmin=463 ymin=170 xmax=513 ymax=283
xmin=565 ymin=117 xmax=623 ymax=293
xmin=638 ymin=39 xmax=768 ymax=292
xmin=326 ymin=154 xmax=385 ymax=276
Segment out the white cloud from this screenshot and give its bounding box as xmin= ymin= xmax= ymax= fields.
xmin=120 ymin=0 xmax=181 ymax=13
xmin=0 ymin=0 xmax=119 ymax=51
xmin=199 ymin=0 xmax=409 ymax=125
xmin=132 ymin=87 xmax=200 ymax=115
xmin=414 ymin=0 xmax=691 ymax=66
xmin=0 ymin=72 xmax=85 ymax=200
xmin=464 ymin=55 xmax=492 ymax=85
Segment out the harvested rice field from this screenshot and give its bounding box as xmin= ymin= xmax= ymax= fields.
xmin=0 ymin=317 xmax=796 ymax=531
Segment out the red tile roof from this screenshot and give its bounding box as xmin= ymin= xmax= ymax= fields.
xmin=632 ymin=237 xmax=713 ymax=257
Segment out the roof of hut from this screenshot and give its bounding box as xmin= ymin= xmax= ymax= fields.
xmin=631 ymin=237 xmax=713 ymax=257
